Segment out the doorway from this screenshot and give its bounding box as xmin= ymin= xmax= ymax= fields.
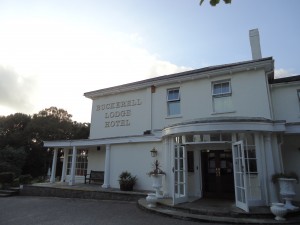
xmin=201 ymin=150 xmax=234 ymax=199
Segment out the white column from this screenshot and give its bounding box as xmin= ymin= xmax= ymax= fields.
xmin=50 ymin=148 xmax=58 ymax=183
xmin=69 ymin=146 xmax=77 ymax=186
xmin=102 ymin=144 xmax=111 ymax=188
xmin=61 ymin=148 xmax=68 ymax=182
xmin=264 ymin=134 xmax=279 ymax=203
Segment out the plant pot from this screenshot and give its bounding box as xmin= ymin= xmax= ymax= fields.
xmin=151 ymin=174 xmax=164 ymax=197
xmin=120 ymin=183 xmax=133 ymax=191
xmin=270 ymin=203 xmax=287 ymax=221
xmin=278 ymin=178 xmax=299 ymax=210
xmin=146 ymin=193 xmax=157 ymax=208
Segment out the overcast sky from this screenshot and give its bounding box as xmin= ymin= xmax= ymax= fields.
xmin=0 ymin=0 xmax=299 ymax=122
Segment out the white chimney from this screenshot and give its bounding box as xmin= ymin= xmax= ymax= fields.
xmin=249 ymin=29 xmax=262 ymax=60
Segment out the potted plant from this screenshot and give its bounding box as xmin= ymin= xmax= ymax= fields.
xmin=147 ymin=160 xmax=166 ymax=197
xmin=272 ymin=172 xmax=299 ymax=210
xmin=118 ymin=171 xmax=137 ymax=191
xmin=271 ymin=172 xmax=299 ymax=184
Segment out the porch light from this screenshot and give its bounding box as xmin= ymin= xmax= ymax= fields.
xmin=150 ymin=147 xmax=158 ymax=157
xmin=60 ymin=155 xmax=64 ymax=162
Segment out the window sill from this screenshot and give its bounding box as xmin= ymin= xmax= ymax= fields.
xmin=166 ymin=114 xmax=182 ymax=119
xmin=211 ymin=110 xmax=236 ymax=115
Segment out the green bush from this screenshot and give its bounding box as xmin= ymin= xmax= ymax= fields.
xmin=19 ymin=174 xmax=32 ymax=184
xmin=0 ymin=172 xmax=15 ymax=189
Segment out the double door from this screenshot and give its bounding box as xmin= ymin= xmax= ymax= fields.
xmin=202 ymin=150 xmax=234 ymax=199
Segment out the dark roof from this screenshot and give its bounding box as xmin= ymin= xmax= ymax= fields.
xmin=84 ymin=57 xmax=274 ymax=98
xmin=270 ymin=75 xmax=300 ymax=84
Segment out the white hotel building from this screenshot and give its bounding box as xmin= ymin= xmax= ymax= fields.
xmin=44 ymin=30 xmax=300 ymax=212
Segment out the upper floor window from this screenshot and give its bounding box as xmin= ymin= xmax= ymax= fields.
xmin=167 ymin=88 xmax=181 ymax=116
xmin=212 ymin=80 xmax=233 ymax=113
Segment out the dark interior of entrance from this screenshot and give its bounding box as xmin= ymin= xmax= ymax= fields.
xmin=201 ymin=150 xmax=234 ymax=199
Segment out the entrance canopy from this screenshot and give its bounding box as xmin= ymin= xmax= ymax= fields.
xmin=162 ymin=117 xmax=286 ymax=137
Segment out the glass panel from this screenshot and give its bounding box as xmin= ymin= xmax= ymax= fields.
xmin=180 ymin=184 xmax=184 ymax=195
xmin=203 ymin=134 xmax=210 ymax=142
xmin=193 ymin=135 xmax=201 ymax=142
xmin=168 ymin=89 xmax=179 ymax=101
xmin=185 ymin=135 xmax=193 ymax=142
xmin=213 ymin=96 xmax=233 ymax=112
xmin=222 ymin=82 xmax=230 ymax=93
xmin=168 ymin=101 xmax=180 ymax=115
xmin=210 ymin=133 xmax=220 ymax=141
xmin=213 ymin=83 xmax=222 ymax=95
xmin=221 ymin=133 xmax=232 ymax=141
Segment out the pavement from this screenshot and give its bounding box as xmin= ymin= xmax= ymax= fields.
xmin=1 ymin=196 xmax=228 ymax=225
xmin=13 ymin=183 xmax=300 ymax=224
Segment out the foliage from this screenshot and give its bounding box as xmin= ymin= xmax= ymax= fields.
xmin=147 ymin=160 xmax=166 ymax=176
xmin=0 ymin=113 xmax=31 ymax=148
xmin=19 ymin=174 xmax=33 ymax=184
xmin=200 ymin=0 xmax=231 ymax=6
xmin=118 ymin=171 xmax=137 ymax=191
xmin=0 ymin=172 xmax=15 ymax=188
xmin=0 ymin=107 xmax=90 ymax=178
xmin=272 ymin=172 xmax=299 ymax=184
xmin=0 ymin=146 xmax=26 ymax=176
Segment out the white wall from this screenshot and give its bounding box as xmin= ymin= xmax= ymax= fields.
xmin=87 ymin=147 xmax=105 ymax=172
xmin=109 ymin=142 xmax=163 ymax=191
xmin=89 ymin=89 xmax=150 ymax=139
xmin=281 ymin=135 xmax=300 ymax=201
xmin=89 ymin=69 xmax=272 ymax=139
xmin=271 ymin=83 xmax=300 ymax=123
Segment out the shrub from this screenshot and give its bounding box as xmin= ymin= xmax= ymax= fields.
xmin=0 ymin=172 xmax=15 ymax=189
xmin=19 ymin=174 xmax=32 ymax=184
xmin=118 ymin=171 xmax=137 ymax=191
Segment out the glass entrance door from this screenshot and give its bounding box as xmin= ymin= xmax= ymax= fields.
xmin=173 ymin=145 xmax=188 ymax=204
xmin=232 ymin=141 xmax=249 ymax=212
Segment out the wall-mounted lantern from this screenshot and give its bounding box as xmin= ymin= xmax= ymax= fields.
xmin=60 ymin=155 xmax=64 ymax=162
xmin=150 ymin=147 xmax=158 ymax=157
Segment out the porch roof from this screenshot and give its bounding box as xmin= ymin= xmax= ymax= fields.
xmin=43 ymin=134 xmax=161 ymax=148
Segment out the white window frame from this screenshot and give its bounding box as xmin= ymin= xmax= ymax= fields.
xmin=212 ymin=80 xmax=232 ymax=97
xmin=66 ymin=149 xmax=88 ymax=176
xmin=167 ymin=88 xmax=181 ymax=116
xmin=212 ymin=80 xmax=233 ymax=113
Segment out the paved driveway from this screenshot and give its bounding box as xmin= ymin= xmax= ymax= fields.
xmin=0 ymin=196 xmax=227 ymax=225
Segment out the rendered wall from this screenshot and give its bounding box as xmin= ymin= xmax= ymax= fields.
xmin=281 ymin=135 xmax=300 ymax=201
xmin=109 ymin=142 xmax=163 ymax=191
xmin=89 ymin=89 xmax=150 ymax=139
xmin=271 ymin=83 xmax=300 ymax=123
xmin=87 ymin=147 xmax=105 ymax=172
xmin=89 ymin=69 xmax=271 ymax=139
xmin=152 ymin=69 xmax=272 ymax=130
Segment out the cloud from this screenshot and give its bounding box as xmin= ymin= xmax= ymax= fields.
xmin=0 ymin=65 xmax=37 ymax=113
xmin=274 ymin=68 xmax=296 ymax=78
xmin=0 ymin=19 xmax=191 ymax=122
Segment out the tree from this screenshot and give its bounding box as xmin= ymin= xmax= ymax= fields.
xmin=0 ymin=107 xmax=90 ymax=178
xmin=0 ymin=146 xmax=26 ymax=176
xmin=200 ymin=0 xmax=232 ymax=6
xmin=0 ymin=113 xmax=31 ymax=149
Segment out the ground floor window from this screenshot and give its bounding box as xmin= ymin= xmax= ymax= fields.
xmin=66 ymin=149 xmax=88 ymax=176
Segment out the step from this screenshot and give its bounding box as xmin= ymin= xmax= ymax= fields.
xmin=138 ymin=198 xmax=300 ymax=224
xmin=0 ymin=189 xmax=20 ymax=197
xmin=0 ymin=193 xmax=12 ymax=197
